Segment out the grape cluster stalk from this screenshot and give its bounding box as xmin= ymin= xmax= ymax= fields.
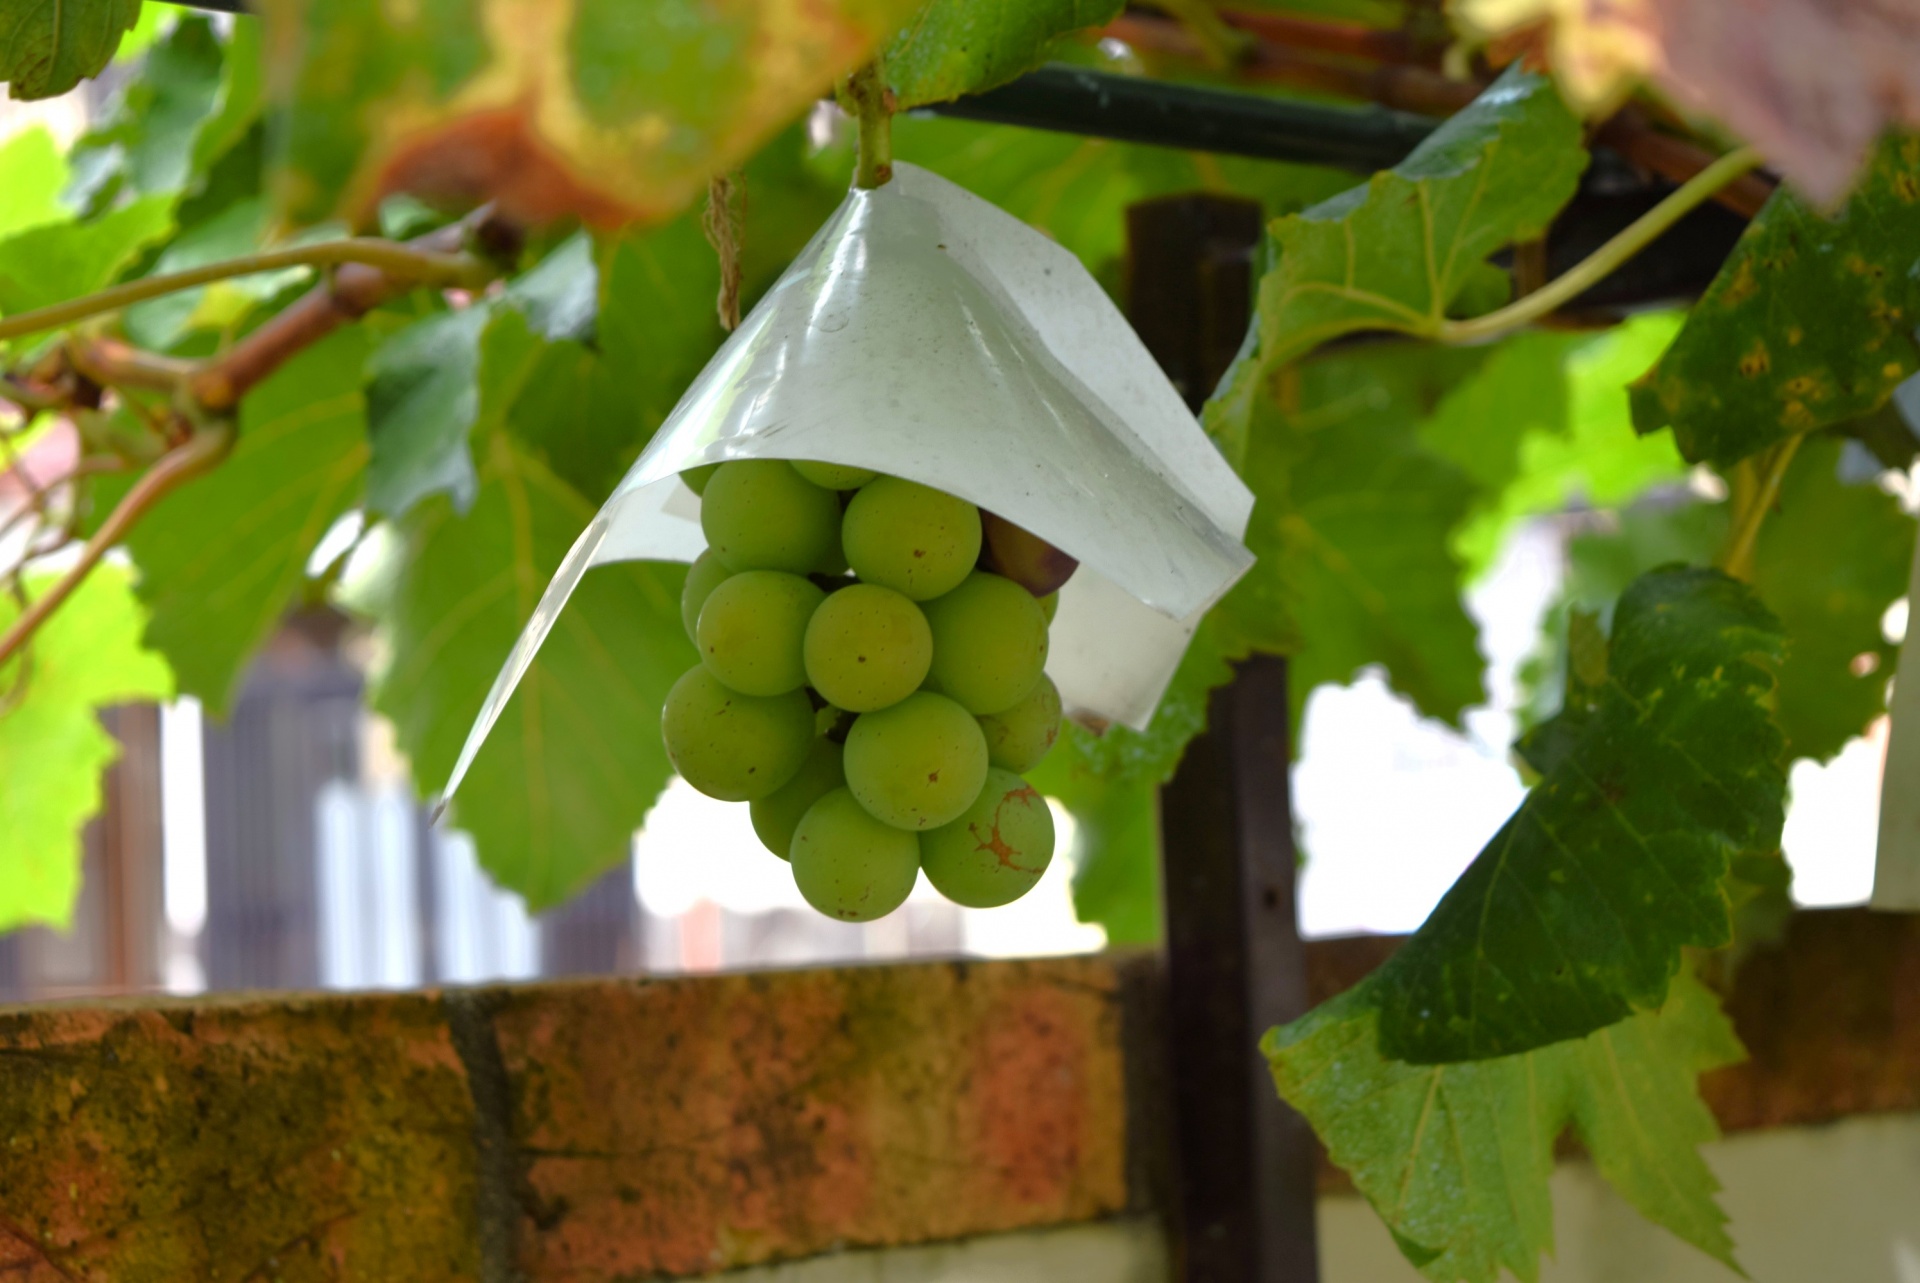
xmin=661 ymin=460 xmax=1074 ymax=922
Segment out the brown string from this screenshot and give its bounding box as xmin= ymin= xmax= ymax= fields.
xmin=702 ymin=172 xmax=745 ymax=331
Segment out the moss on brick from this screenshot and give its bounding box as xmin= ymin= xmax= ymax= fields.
xmin=0 ymin=993 xmax=480 ymax=1282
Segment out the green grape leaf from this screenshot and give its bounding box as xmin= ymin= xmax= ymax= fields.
xmin=884 ymin=0 xmax=1122 ymax=110
xmin=1523 ymin=436 xmax=1913 ymax=763
xmin=1218 ymin=344 xmax=1489 ymax=728
xmin=263 ymin=0 xmax=920 ymax=229
xmin=505 ymin=231 xmax=596 ymax=343
xmin=367 ymin=435 xmax=695 ymax=910
xmin=191 ymin=13 xmax=263 ymax=177
xmin=1047 ymin=767 xmax=1161 ymax=944
xmin=366 ymin=305 xmax=502 ymax=519
xmin=69 ymin=13 xmax=222 ymax=200
xmin=363 ymin=127 xmax=823 ymax=524
xmin=1265 ymin=967 xmax=1743 ymax=1282
xmin=1028 ymin=617 xmax=1242 ymax=945
xmin=1423 ymin=314 xmax=1690 ymax=576
xmin=1749 ymin=435 xmax=1913 ymax=761
xmin=0 ymin=127 xmax=68 ymax=239
xmin=0 ymin=566 xmax=172 ymax=931
xmin=593 ymin=217 xmax=729 ymax=452
xmin=1418 ymin=330 xmax=1575 ymax=496
xmin=1374 ymin=567 xmax=1786 ymax=1063
xmin=121 ymin=198 xmax=289 ymax=352
xmin=121 ymin=328 xmax=372 ymax=714
xmin=0 ymin=193 xmax=173 ymax=322
xmin=1204 ymin=66 xmax=1585 ymax=465
xmin=0 ymin=0 xmax=142 ymax=100
xmin=1632 ymin=133 xmax=1920 ymax=467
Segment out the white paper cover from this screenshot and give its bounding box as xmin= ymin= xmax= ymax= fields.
xmin=440 ymin=163 xmax=1255 ymax=806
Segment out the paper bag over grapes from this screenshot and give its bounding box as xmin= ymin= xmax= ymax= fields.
xmin=443 ymin=163 xmax=1255 ymax=922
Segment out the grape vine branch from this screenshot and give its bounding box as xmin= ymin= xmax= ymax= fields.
xmin=1438 ymin=145 xmax=1763 ymax=344
xmin=0 ymin=240 xmax=490 ymax=347
xmin=0 ymin=206 xmax=519 ymax=670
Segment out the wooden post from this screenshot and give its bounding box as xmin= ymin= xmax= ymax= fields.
xmin=1126 ymin=195 xmax=1321 ymax=1283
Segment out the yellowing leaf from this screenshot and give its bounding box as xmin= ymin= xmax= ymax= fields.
xmin=1631 ymin=136 xmax=1920 ymax=468
xmin=263 ymin=0 xmax=923 ymax=229
xmin=0 ymin=567 xmax=173 ymax=931
xmin=1458 ymin=0 xmax=1920 ymax=204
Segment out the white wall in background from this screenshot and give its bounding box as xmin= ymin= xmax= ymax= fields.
xmin=431 ymin=828 xmax=540 ymax=984
xmin=1294 ymin=522 xmax=1556 ymax=937
xmin=697 ymin=1114 xmax=1920 ymax=1283
xmin=315 ymin=781 xmax=422 ymax=990
xmin=158 ymin=696 xmax=207 ymax=994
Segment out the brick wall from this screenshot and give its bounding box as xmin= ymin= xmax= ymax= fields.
xmin=0 ymin=910 xmax=1915 ymax=1281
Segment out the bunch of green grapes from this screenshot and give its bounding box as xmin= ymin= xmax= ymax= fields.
xmin=660 ymin=458 xmax=1074 ymax=922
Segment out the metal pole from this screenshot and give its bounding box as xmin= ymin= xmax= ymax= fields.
xmin=1126 ymin=194 xmax=1320 ymax=1283
xmin=926 ymin=65 xmax=1436 ymax=173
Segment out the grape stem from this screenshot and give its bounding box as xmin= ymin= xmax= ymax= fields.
xmin=1716 ymin=435 xmax=1802 ymax=581
xmin=0 ymin=423 xmax=234 ymax=670
xmin=0 ymin=240 xmax=492 ymax=346
xmin=1438 ymin=145 xmax=1765 ymax=345
xmin=845 ymin=60 xmax=894 ymax=189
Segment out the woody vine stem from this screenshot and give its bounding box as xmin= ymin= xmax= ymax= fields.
xmin=0 ymin=208 xmax=518 ymax=671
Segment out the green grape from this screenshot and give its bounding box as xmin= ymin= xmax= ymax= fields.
xmin=1038 ymin=591 xmax=1059 ymax=623
xmin=921 ymin=769 xmax=1055 ymax=909
xmin=661 ymin=666 xmax=814 ymax=802
xmin=792 ymin=459 xmax=878 ymax=491
xmin=679 ymin=548 xmax=733 ymax=644
xmin=789 ymin=787 xmax=921 ymax=921
xmin=803 ymin=583 xmax=932 ymax=712
xmin=841 ymin=476 xmax=981 ymax=601
xmin=977 ymin=673 xmax=1062 ymax=773
xmin=750 ymin=737 xmax=845 ymax=859
xmin=681 ymin=463 xmax=720 ymax=495
xmin=843 ymin=691 xmax=988 ymax=830
xmin=922 ymin=571 xmax=1050 ymax=715
xmin=701 ymin=459 xmax=841 ymax=574
xmin=696 ymin=570 xmax=825 ymax=696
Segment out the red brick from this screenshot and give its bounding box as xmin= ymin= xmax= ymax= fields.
xmin=493 ymin=958 xmax=1132 ymax=1278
